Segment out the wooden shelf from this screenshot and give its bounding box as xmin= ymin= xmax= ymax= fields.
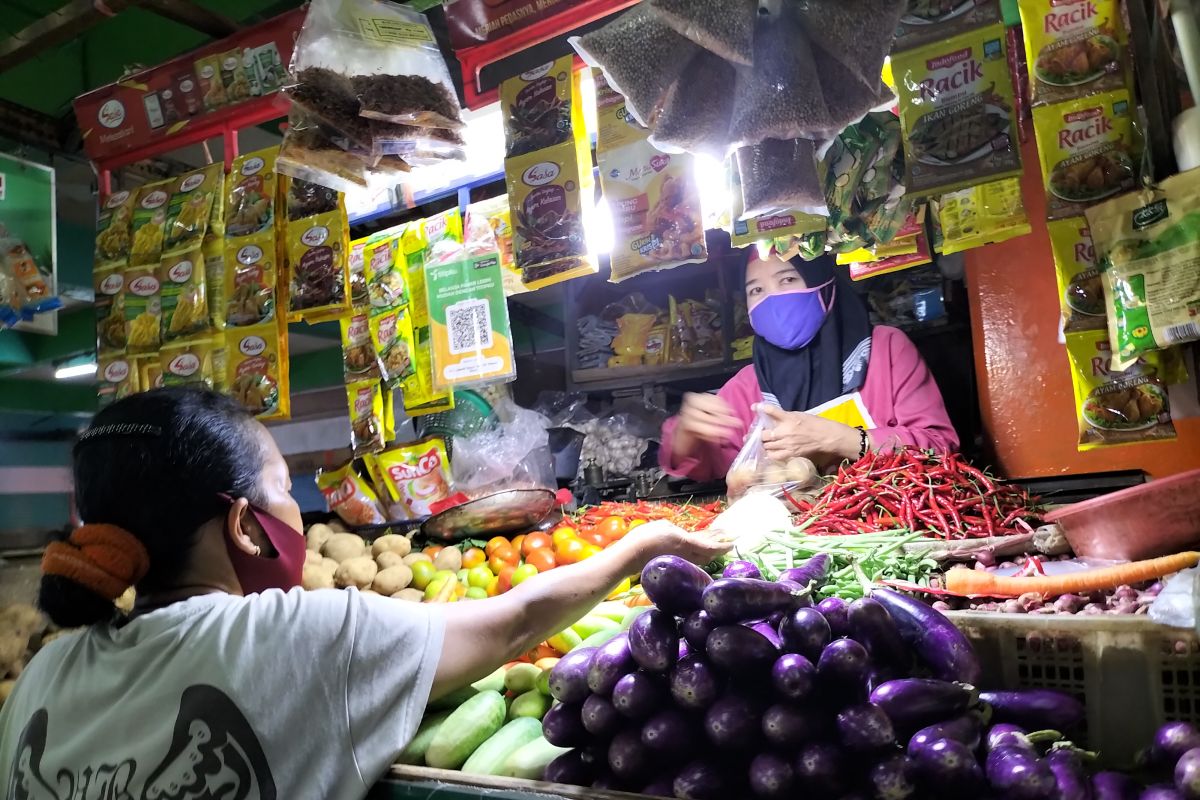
xmin=570 ymin=358 xmax=750 ymax=393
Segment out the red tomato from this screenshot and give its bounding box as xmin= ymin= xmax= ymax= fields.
xmin=497 ymin=565 xmax=516 ymax=594
xmin=461 ymin=547 xmax=487 ymax=569
xmin=596 ymin=516 xmax=630 ymax=543
xmin=485 ymin=536 xmax=510 ymax=556
xmin=555 ymin=537 xmax=587 ymax=565
xmin=580 ymin=529 xmax=608 ymax=547
xmin=522 ymin=532 xmax=552 ymax=557
xmin=526 ymin=548 xmax=557 ymax=572
xmin=488 ymin=544 xmax=519 ymax=574
xmin=512 ymin=534 xmax=526 ymax=555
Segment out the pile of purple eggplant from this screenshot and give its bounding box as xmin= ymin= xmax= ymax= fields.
xmin=538 ymin=553 xmax=1164 ymax=799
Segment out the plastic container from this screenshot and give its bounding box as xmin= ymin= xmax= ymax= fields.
xmin=1044 ymin=468 xmax=1200 ymax=561
xmin=949 ymin=611 xmax=1200 ymax=767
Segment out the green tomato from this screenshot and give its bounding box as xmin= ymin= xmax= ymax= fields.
xmin=465 ymin=586 xmax=488 ymax=600
xmin=467 ymin=566 xmax=494 ymax=589
xmin=511 ymin=563 xmax=539 ymax=586
xmin=457 ymin=568 xmax=470 ymax=585
xmin=409 ymin=560 xmax=437 ymax=591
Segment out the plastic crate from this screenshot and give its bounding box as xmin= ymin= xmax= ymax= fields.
xmin=947 ymin=611 xmax=1200 ymax=767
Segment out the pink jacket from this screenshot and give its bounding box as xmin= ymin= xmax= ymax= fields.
xmin=660 ymin=326 xmax=960 ymax=481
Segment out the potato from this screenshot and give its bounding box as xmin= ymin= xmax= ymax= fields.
xmin=433 ymin=547 xmax=463 ymax=572
xmin=321 ymin=557 xmax=341 ymax=573
xmin=305 ymin=549 xmax=324 ymax=567
xmin=371 ymin=533 xmax=411 ymax=558
xmin=302 ymin=564 xmax=336 ymax=591
xmin=786 ymin=457 xmax=818 ymax=486
xmin=327 ymin=519 xmax=349 ymax=533
xmin=376 ymin=551 xmax=404 ymax=570
xmin=334 ymin=556 xmax=377 ymax=590
xmin=0 ymin=679 xmax=14 ymax=706
xmin=373 ymin=564 xmax=414 ymax=596
xmin=322 ymin=533 xmax=367 ymax=563
xmin=403 ymin=553 xmax=433 ymax=567
xmin=394 ymin=588 xmax=424 ymax=603
xmin=306 ymin=523 xmax=335 ymax=553
xmin=115 ymin=587 xmax=136 ymax=614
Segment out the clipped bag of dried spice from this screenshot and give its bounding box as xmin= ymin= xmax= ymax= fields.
xmin=290 ymin=0 xmax=462 ymax=131
xmin=501 ymin=56 xmax=580 ymax=159
xmin=570 ymin=4 xmax=699 ymax=128
xmin=648 ymin=48 xmax=736 ymax=158
xmin=649 ymin=0 xmax=756 ymax=66
xmin=728 ymin=11 xmax=831 ymax=148
xmin=794 ymin=0 xmax=905 ymax=91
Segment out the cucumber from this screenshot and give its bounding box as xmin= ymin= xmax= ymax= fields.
xmin=503 ymin=663 xmax=541 ymax=695
xmin=592 ymin=601 xmax=633 ymax=624
xmin=425 ymin=690 xmax=507 ymax=770
xmin=620 ymin=606 xmax=651 ymax=630
xmin=426 ymin=685 xmax=476 ymax=712
xmin=460 ymin=717 xmax=543 ymax=776
xmin=471 ymin=666 xmax=508 ymax=694
xmin=502 ymin=735 xmax=571 ymax=780
xmin=397 ymin=710 xmax=452 ymax=765
xmin=535 ymin=669 xmax=552 ymax=697
xmin=577 ymin=627 xmax=621 ymax=650
xmin=570 ymin=614 xmax=621 ymax=640
xmin=509 ymin=689 xmax=551 ymax=720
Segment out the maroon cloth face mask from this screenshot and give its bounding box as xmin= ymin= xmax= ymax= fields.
xmin=219 ymin=495 xmax=306 ymax=595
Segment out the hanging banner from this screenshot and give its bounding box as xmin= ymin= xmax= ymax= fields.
xmin=72 ymin=9 xmax=304 ymax=164
xmin=444 ymin=0 xmax=590 ymax=50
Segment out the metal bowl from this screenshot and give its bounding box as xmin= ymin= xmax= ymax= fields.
xmin=422 ymin=488 xmax=557 ymax=542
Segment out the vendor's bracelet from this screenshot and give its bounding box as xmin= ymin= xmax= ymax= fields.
xmin=856 ymin=427 xmax=869 ymax=459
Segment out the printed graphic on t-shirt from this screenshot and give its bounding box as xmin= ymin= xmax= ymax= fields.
xmin=7 ymin=684 xmax=276 ymax=800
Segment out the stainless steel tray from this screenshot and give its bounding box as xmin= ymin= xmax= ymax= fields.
xmin=421 ymin=489 xmax=557 ymax=542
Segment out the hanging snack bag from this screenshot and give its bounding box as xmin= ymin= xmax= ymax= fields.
xmin=97 ymin=355 xmax=139 ymax=408
xmin=1019 ymin=0 xmax=1129 ymax=107
xmin=158 ymin=247 xmax=209 ymax=341
xmin=286 ymin=209 xmax=350 ymax=319
xmin=137 ymin=355 xmax=164 ymax=393
xmin=364 ymin=233 xmax=407 ymax=314
xmin=163 ymin=163 xmax=222 ymax=255
xmin=426 ymin=251 xmax=515 ymax=389
xmin=203 ymin=235 xmax=226 ymax=331
xmin=227 ymin=322 xmax=287 ymax=421
xmin=129 ymin=181 xmax=172 ymax=267
xmin=1032 ymin=89 xmax=1137 ymax=221
xmin=894 ymin=23 xmax=1022 ymax=197
xmin=402 ymin=222 xmax=454 ymax=415
xmin=595 ymin=74 xmax=707 ymax=281
xmin=225 ymin=147 xmax=277 ymax=238
xmin=369 ymin=306 xmax=417 ymax=387
xmin=194 ymin=54 xmax=228 ymax=111
xmin=286 ymin=176 xmax=340 ymax=222
xmin=823 ymin=126 xmax=883 ymax=223
xmin=893 ymin=0 xmax=1004 ymax=54
xmin=340 ymin=310 xmax=382 ymax=381
xmin=375 ymin=436 xmax=454 ymax=519
xmin=1048 ymin=216 xmax=1105 ymax=333
xmin=346 ymin=379 xmax=386 ymax=457
xmin=423 ymin=208 xmax=466 ymax=269
xmin=94 ymin=190 xmax=136 ymax=268
xmin=122 ymin=264 xmax=162 ymax=354
xmin=465 ymin=196 xmax=524 ymax=296
xmin=348 ymin=236 xmax=371 ymax=309
xmin=1086 ymin=168 xmax=1200 ymax=369
xmin=570 ymin=5 xmax=698 ymax=128
xmin=501 ymin=56 xmax=577 ymax=159
xmin=936 ymin=178 xmax=1032 ymax=255
xmin=1067 ymin=329 xmax=1178 ymax=449
xmin=316 ymin=461 xmax=388 ymax=527
xmin=223 ymin=232 xmax=276 ymax=327
xmin=159 ymin=338 xmax=214 ymax=389
xmin=94 ymin=266 xmax=126 ymax=355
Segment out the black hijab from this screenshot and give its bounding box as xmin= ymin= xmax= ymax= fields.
xmin=750 ymin=254 xmax=874 ymax=412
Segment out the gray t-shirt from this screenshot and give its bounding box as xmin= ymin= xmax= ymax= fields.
xmin=0 ymin=587 xmax=445 ymax=800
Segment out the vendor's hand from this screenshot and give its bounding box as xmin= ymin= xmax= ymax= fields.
xmin=618 ymin=519 xmax=736 ymax=570
xmin=758 ymin=404 xmax=864 ymax=466
xmin=675 ymin=393 xmax=740 ymax=453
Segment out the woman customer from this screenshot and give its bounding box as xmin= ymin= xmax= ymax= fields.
xmin=0 ymin=387 xmax=730 ymax=799
xmin=661 ymin=251 xmax=958 ymax=482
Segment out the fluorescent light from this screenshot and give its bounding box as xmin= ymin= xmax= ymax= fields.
xmin=55 ymin=362 xmax=97 ymax=380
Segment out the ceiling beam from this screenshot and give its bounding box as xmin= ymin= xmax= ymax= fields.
xmin=0 ymin=0 xmax=138 ymax=76
xmin=138 ymin=0 xmax=241 ymax=38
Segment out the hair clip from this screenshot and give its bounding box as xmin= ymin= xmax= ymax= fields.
xmin=77 ymin=423 xmax=164 ymax=443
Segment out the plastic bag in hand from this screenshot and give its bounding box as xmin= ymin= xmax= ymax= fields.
xmin=725 ymin=407 xmax=819 ymax=499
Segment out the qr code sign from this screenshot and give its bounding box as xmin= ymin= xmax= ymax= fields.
xmin=447 ymin=299 xmax=492 ymax=355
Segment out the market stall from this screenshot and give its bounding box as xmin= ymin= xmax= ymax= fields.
xmin=2 ymin=0 xmax=1200 ymax=795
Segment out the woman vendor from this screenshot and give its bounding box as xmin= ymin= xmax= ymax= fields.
xmin=661 ymin=251 xmax=959 ymax=482
xmin=0 ymin=387 xmax=731 ymax=799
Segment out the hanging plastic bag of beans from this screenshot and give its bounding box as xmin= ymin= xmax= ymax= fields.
xmin=736 ymin=138 xmax=828 ymax=219
xmin=570 ymin=4 xmax=699 ymax=128
xmin=648 ymin=49 xmax=736 ymax=158
xmin=648 ymin=0 xmax=756 ymax=66
xmin=794 ymin=0 xmax=906 ymax=92
xmin=728 ymin=11 xmax=831 ymax=147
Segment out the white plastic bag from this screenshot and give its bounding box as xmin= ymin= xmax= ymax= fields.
xmin=725 ymin=406 xmax=819 ymax=499
xmin=450 ymin=399 xmax=555 ymax=496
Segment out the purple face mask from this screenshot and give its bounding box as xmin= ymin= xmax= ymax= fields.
xmin=219 ymin=494 xmax=305 ymax=595
xmin=749 ymin=280 xmax=835 ymax=350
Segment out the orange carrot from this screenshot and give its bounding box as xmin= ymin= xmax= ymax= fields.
xmin=625 ymin=593 xmax=652 ymax=607
xmin=946 ymin=551 xmax=1200 ymax=598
